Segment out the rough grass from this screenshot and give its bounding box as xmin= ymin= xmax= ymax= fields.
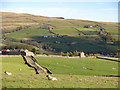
xmin=2 ymin=74 xmax=118 ymax=88
xmin=2 ymin=56 xmax=118 ymax=88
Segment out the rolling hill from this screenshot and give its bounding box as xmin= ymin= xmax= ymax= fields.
xmin=1 ymin=12 xmax=118 ymax=55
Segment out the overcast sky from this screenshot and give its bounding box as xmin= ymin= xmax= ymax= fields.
xmin=1 ymin=0 xmax=119 ymax=22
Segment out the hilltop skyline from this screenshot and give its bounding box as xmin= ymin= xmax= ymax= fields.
xmin=1 ymin=1 xmax=118 ymax=22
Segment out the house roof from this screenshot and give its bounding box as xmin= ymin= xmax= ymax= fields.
xmin=2 ymin=49 xmax=7 ymax=51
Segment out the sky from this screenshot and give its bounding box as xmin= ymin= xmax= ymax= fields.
xmin=1 ymin=0 xmax=119 ymax=22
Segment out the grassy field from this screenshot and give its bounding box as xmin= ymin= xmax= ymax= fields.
xmin=5 ymin=29 xmax=53 ymax=39
xmin=2 ymin=56 xmax=118 ymax=88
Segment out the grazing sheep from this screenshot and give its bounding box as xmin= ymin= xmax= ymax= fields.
xmin=4 ymin=71 xmax=12 ymax=75
xmin=46 ymin=75 xmax=57 ymax=80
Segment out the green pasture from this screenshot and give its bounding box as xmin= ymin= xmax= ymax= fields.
xmin=53 ymin=28 xmax=79 ymax=36
xmin=35 ymin=57 xmax=118 ymax=75
xmin=2 ymin=56 xmax=118 ymax=88
xmin=5 ymin=29 xmax=53 ymax=39
xmin=3 ymin=56 xmax=118 ymax=76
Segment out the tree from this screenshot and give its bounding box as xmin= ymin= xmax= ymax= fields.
xmin=116 ymin=49 xmax=120 ymax=58
xmin=61 ymin=52 xmax=67 ymax=56
xmin=61 ymin=52 xmax=64 ymax=56
xmin=74 ymin=50 xmax=79 ymax=56
xmin=98 ymin=31 xmax=114 ymax=44
xmin=107 ymin=32 xmax=114 ymax=42
xmin=69 ymin=52 xmax=73 ymax=57
xmin=45 ymin=52 xmax=49 ymax=56
xmin=31 ymin=48 xmax=36 ymax=55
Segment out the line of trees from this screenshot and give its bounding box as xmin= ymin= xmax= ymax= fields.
xmin=2 ymin=43 xmax=34 ymax=51
xmin=61 ymin=51 xmax=80 ymax=57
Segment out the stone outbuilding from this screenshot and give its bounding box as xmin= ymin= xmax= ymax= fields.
xmin=80 ymin=52 xmax=86 ymax=58
xmin=21 ymin=49 xmax=34 ymax=56
xmin=24 ymin=50 xmax=34 ymax=56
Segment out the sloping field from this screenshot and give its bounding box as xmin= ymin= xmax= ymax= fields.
xmin=2 ymin=56 xmax=118 ymax=88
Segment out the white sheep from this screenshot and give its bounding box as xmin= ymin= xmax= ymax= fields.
xmin=46 ymin=75 xmax=57 ymax=80
xmin=4 ymin=71 xmax=12 ymax=75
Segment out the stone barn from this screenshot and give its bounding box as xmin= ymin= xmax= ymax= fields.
xmin=2 ymin=49 xmax=21 ymax=55
xmin=80 ymin=52 xmax=86 ymax=58
xmin=21 ymin=50 xmax=34 ymax=56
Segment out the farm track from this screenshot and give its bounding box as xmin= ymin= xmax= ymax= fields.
xmin=22 ymin=55 xmax=52 ymax=75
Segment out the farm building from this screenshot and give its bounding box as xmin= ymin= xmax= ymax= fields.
xmin=43 ymin=35 xmax=68 ymax=38
xmin=21 ymin=49 xmax=34 ymax=56
xmin=80 ymin=52 xmax=86 ymax=58
xmin=2 ymin=49 xmax=34 ymax=56
xmin=2 ymin=49 xmax=21 ymax=55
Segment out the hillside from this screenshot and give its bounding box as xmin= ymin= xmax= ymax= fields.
xmin=1 ymin=12 xmax=118 ymax=55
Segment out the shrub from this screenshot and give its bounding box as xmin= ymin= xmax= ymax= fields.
xmin=69 ymin=52 xmax=73 ymax=57
xmin=61 ymin=52 xmax=64 ymax=56
xmin=94 ymin=54 xmax=101 ymax=57
xmin=2 ymin=43 xmax=33 ymax=51
xmin=45 ymin=53 xmax=49 ymax=56
xmin=61 ymin=52 xmax=67 ymax=56
xmin=63 ymin=53 xmax=67 ymax=56
xmin=74 ymin=51 xmax=79 ymax=56
xmin=116 ymin=49 xmax=120 ymax=58
xmin=116 ymin=54 xmax=120 ymax=58
xmin=31 ymin=48 xmax=36 ymax=55
xmin=89 ymin=53 xmax=94 ymax=56
xmin=85 ymin=54 xmax=89 ymax=57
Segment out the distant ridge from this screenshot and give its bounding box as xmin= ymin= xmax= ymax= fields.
xmin=52 ymin=17 xmax=64 ymax=19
